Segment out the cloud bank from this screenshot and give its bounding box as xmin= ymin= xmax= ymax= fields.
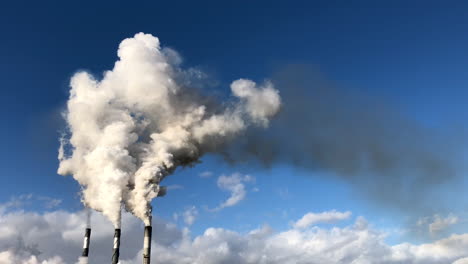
xmin=2 ymin=207 xmax=468 ymax=264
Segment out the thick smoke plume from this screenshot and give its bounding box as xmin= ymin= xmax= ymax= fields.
xmin=58 ymin=33 xmax=281 ymax=227
xmin=227 ymin=65 xmax=466 ymax=214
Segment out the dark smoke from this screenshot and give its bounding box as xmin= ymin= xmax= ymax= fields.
xmin=225 ymin=65 xmax=466 ymax=214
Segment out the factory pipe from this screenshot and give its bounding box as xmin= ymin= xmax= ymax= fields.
xmin=82 ymin=228 xmax=91 ymax=257
xmin=143 ymin=218 xmax=152 ymax=264
xmin=112 ymin=229 xmax=121 ymax=264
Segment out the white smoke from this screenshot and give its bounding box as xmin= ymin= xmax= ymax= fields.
xmin=57 ymin=33 xmax=281 ymax=227
xmin=76 ymin=256 xmax=88 ymax=264
xmin=0 ymin=250 xmax=64 ymax=264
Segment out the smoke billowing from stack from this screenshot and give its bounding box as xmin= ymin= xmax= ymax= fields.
xmin=112 ymin=229 xmax=121 ymax=264
xmin=76 ymin=208 xmax=92 ymax=264
xmin=57 ymin=31 xmax=280 ymax=234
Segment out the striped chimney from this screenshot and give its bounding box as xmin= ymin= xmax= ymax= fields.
xmin=143 ymin=220 xmax=152 ymax=264
xmin=111 ymin=229 xmax=121 ymax=264
xmin=81 ymin=228 xmax=91 ymax=257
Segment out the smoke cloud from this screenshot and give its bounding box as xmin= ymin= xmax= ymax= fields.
xmin=57 ymin=33 xmax=281 ymax=227
xmin=227 ymin=65 xmax=466 ymax=215
xmin=76 ymin=256 xmax=88 ymax=264
xmin=58 ymin=32 xmax=465 ymax=227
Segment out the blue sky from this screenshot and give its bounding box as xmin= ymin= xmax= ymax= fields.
xmin=2 ymin=1 xmax=468 ymax=263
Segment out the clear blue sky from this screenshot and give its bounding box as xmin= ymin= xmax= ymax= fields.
xmin=1 ymin=0 xmax=468 ymax=246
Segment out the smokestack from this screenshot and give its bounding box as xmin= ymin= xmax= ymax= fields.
xmin=82 ymin=228 xmax=91 ymax=257
xmin=143 ymin=217 xmax=152 ymax=264
xmin=112 ymin=229 xmax=121 ymax=264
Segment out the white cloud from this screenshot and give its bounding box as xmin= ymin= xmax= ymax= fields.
xmin=293 ymin=210 xmax=352 ymax=229
xmin=417 ymin=213 xmax=459 ymax=235
xmin=0 ymin=208 xmax=181 ymax=264
xmin=120 ymin=214 xmax=468 ymax=264
xmin=214 ymin=173 xmax=255 ymax=210
xmin=0 ymin=194 xmax=33 ymax=212
xmin=429 ymin=214 xmax=459 ymax=234
xmin=199 ymin=171 xmax=213 ymax=178
xmin=0 ymin=194 xmax=62 ymax=214
xmin=454 ymin=257 xmax=468 ymax=264
xmin=3 ymin=202 xmax=468 ymax=264
xmin=173 ymin=212 xmax=179 ymax=221
xmin=0 ymin=250 xmax=64 ymax=264
xmin=183 ymin=206 xmax=198 ymax=226
xmin=37 ymin=196 xmax=62 ymax=209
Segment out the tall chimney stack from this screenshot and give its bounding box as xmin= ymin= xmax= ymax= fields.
xmin=82 ymin=228 xmax=91 ymax=257
xmin=143 ymin=216 xmax=152 ymax=264
xmin=112 ymin=229 xmax=121 ymax=264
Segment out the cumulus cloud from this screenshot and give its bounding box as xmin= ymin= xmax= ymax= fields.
xmin=429 ymin=214 xmax=459 ymax=235
xmin=0 ymin=194 xmax=33 ymax=213
xmin=418 ymin=213 xmax=459 ymax=235
xmin=183 ymin=206 xmax=198 ymax=226
xmin=0 ymin=208 xmax=181 ymax=264
xmin=214 ymin=173 xmax=255 ymax=210
xmin=454 ymin=258 xmax=468 ymax=264
xmin=121 ymin=214 xmax=468 ymax=264
xmin=0 ymin=194 xmax=62 ymax=214
xmin=37 ymin=196 xmax=62 ymax=209
xmin=199 ymin=171 xmax=213 ymax=178
xmin=3 ymin=204 xmax=468 ymax=264
xmin=293 ymin=210 xmax=352 ymax=229
xmin=0 ymin=250 xmax=64 ymax=264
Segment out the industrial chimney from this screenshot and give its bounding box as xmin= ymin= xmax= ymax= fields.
xmin=112 ymin=229 xmax=121 ymax=264
xmin=143 ymin=217 xmax=152 ymax=264
xmin=81 ymin=228 xmax=91 ymax=258
xmin=142 ymin=187 xmax=166 ymax=264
